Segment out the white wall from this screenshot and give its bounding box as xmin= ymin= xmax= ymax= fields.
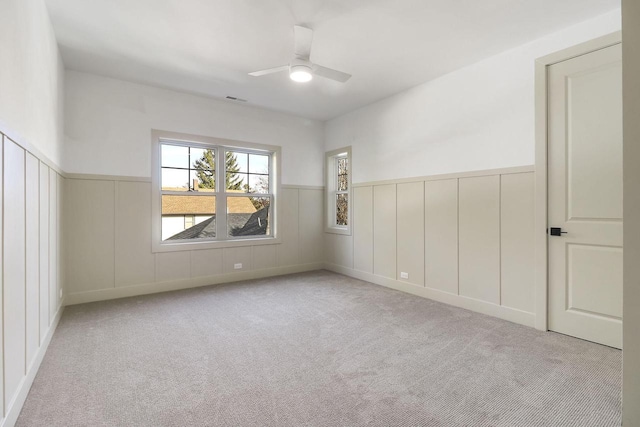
xmin=63 ymin=71 xmax=325 ymax=186
xmin=623 ymin=1 xmax=640 ymax=424
xmin=0 ymin=0 xmax=65 ymax=166
xmin=61 ymin=71 xmax=327 ymax=302
xmin=324 ymin=10 xmax=620 ymax=184
xmin=0 ymin=2 xmax=66 ymax=427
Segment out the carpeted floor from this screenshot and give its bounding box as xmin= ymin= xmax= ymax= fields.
xmin=17 ymin=270 xmax=621 ymax=427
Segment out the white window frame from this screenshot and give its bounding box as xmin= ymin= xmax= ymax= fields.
xmin=151 ymin=129 xmax=281 ymax=253
xmin=325 ymin=146 xmax=352 ymax=235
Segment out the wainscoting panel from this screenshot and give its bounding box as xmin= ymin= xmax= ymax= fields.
xmin=0 ymin=136 xmax=3 ymax=416
xmin=0 ymin=130 xmax=65 ymax=427
xmin=324 ymin=233 xmax=354 ymax=268
xmin=48 ymin=169 xmax=58 ymax=324
xmin=115 ymin=181 xmax=155 ymax=287
xmin=252 ymin=244 xmax=277 ymax=271
xmin=156 ymin=251 xmax=191 ymax=282
xmin=373 ymin=184 xmax=397 ymax=279
xmin=425 ymin=179 xmax=458 ymax=294
xmin=25 ymin=153 xmax=40 ymax=368
xmin=397 ymin=182 xmax=425 ymax=286
xmin=64 ymin=179 xmax=115 ymax=293
xmin=57 ymin=174 xmax=64 ymax=313
xmin=353 ymin=186 xmax=374 ymax=273
xmin=190 ymin=249 xmax=223 ymax=278
xmin=223 ymin=246 xmax=253 ymax=274
xmin=64 ymin=183 xmax=323 ymax=304
xmin=325 ymin=167 xmax=536 ymax=328
xmin=298 ymin=189 xmax=323 ymax=265
xmin=38 ymin=162 xmax=50 ymax=343
xmin=458 ymin=175 xmax=501 ymax=304
xmin=3 ymin=139 xmax=26 ymax=412
xmin=500 ymin=173 xmax=535 ymax=313
xmin=277 ymin=188 xmax=299 ymax=267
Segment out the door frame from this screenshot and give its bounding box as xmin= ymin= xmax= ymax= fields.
xmin=534 ymin=31 xmax=622 ymax=331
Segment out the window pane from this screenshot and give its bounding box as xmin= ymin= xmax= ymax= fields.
xmin=227 ymin=196 xmax=271 ymax=237
xmin=249 ymin=174 xmax=269 ymax=194
xmin=190 ymin=147 xmax=212 ymax=168
xmin=336 ymin=194 xmax=348 ymax=226
xmin=337 ymin=157 xmax=348 ymax=191
xmin=161 ymin=144 xmax=189 ymax=168
xmin=249 ymin=154 xmax=269 ymax=174
xmin=191 ymin=148 xmax=215 ymax=191
xmin=191 ymin=169 xmax=215 ymax=191
xmin=338 ymin=157 xmax=348 ymax=175
xmin=227 ymin=151 xmax=248 ymax=173
xmin=338 ymin=174 xmax=348 ymax=191
xmin=162 ymin=168 xmax=189 ymax=191
xmin=162 ymin=195 xmax=216 ymax=240
xmin=227 ymin=172 xmax=248 ymax=192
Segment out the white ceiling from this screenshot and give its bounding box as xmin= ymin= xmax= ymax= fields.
xmin=45 ymin=0 xmax=619 ymax=121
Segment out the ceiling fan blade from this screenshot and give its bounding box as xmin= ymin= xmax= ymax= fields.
xmin=312 ymin=64 xmax=351 ymax=83
xmin=248 ymin=65 xmax=289 ymax=77
xmin=294 ymin=25 xmax=313 ymax=59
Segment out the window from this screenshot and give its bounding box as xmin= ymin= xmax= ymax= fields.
xmin=152 ymin=130 xmax=280 ymax=252
xmin=326 ymin=147 xmax=351 ymax=235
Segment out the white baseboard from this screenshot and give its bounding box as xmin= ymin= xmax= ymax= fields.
xmin=1 ymin=304 xmax=65 ymax=427
xmin=66 ymin=263 xmax=324 ymax=305
xmin=324 ymin=263 xmax=536 ymax=328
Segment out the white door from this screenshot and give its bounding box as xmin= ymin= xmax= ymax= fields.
xmin=548 ymin=43 xmax=623 ymax=349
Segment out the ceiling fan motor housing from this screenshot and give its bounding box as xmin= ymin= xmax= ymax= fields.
xmin=289 ymin=57 xmax=313 ymax=82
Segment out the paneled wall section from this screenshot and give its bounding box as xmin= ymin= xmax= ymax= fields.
xmin=425 ymin=179 xmax=459 ymax=294
xmin=458 ymin=175 xmax=501 ymax=304
xmin=325 ymin=168 xmax=536 ymax=327
xmin=64 ymin=182 xmax=324 ymax=304
xmin=1 ymin=132 xmax=65 ymax=424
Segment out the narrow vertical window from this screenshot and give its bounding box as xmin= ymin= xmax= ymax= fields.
xmin=325 ymin=147 xmax=351 ymax=235
xmin=336 ymin=156 xmax=348 ymax=226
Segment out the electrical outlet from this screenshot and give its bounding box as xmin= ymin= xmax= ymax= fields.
xmin=234 ymin=263 xmax=243 ymax=270
xmin=400 ymin=272 xmax=409 ymax=279
xmin=59 ymin=288 xmax=63 ymax=298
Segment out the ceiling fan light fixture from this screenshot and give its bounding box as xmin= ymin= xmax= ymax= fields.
xmin=248 ymin=26 xmax=350 ymax=83
xmin=289 ymin=64 xmax=313 ymax=82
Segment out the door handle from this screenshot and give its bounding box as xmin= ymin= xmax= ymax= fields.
xmin=549 ymin=227 xmax=568 ymax=236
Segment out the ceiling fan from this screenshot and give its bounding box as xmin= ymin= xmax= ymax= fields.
xmin=248 ymin=25 xmax=351 ymax=83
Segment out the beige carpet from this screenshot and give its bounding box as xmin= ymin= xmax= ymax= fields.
xmin=17 ymin=270 xmax=621 ymax=426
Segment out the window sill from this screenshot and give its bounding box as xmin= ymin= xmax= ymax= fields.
xmin=152 ymin=236 xmax=282 ymax=253
xmin=325 ymin=226 xmax=351 ymax=236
